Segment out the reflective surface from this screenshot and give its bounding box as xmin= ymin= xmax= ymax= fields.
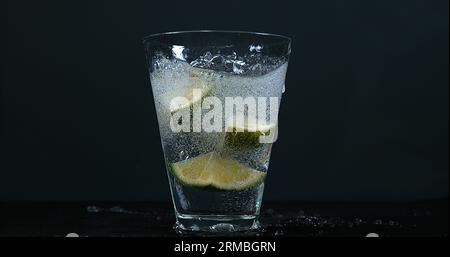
xmin=1 ymin=201 xmax=447 ymax=237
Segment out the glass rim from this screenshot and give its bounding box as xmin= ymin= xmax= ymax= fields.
xmin=142 ymin=30 xmax=291 ymax=46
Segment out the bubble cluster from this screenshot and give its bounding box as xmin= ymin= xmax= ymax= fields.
xmin=190 ymin=51 xmax=287 ymax=76
xmin=150 ymin=53 xmax=288 ymax=169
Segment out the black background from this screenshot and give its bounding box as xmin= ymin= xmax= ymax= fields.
xmin=1 ymin=0 xmax=448 ymax=201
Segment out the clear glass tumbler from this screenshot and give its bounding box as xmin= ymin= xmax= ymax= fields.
xmin=143 ymin=31 xmax=291 ymax=233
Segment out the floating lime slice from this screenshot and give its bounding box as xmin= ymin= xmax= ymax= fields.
xmin=169 ymin=152 xmax=266 ymax=191
xmin=224 ymin=117 xmax=276 ymax=150
xmin=169 ymin=76 xmax=213 ymax=114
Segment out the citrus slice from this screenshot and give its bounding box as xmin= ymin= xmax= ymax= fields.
xmin=169 ymin=152 xmax=266 ymax=191
xmin=169 ymin=75 xmax=213 ymax=114
xmin=224 ymin=116 xmax=276 ymax=150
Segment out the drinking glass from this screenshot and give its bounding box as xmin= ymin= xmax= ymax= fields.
xmin=143 ymin=31 xmax=291 ymax=233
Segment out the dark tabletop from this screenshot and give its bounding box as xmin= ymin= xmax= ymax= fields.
xmin=0 ymin=201 xmax=448 ymax=237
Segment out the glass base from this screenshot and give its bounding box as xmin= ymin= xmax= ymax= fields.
xmin=174 ymin=213 xmax=261 ymax=235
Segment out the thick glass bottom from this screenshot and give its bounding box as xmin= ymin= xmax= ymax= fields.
xmin=174 ymin=213 xmax=261 ymax=235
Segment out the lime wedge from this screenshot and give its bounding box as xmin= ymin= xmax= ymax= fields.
xmin=224 ymin=117 xmax=276 ymax=150
xmin=169 ymin=152 xmax=266 ymax=191
xmin=169 ymin=75 xmax=213 ymax=114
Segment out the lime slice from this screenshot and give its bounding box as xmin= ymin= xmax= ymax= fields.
xmin=224 ymin=117 xmax=276 ymax=150
xmin=169 ymin=152 xmax=266 ymax=191
xmin=169 ymin=75 xmax=213 ymax=114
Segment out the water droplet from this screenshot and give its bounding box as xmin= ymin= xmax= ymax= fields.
xmin=109 ymin=206 xmax=125 ymax=213
xmin=353 ymin=218 xmax=363 ymax=225
xmin=374 ymin=219 xmax=383 ymax=225
xmin=86 ymin=206 xmax=100 ymax=213
xmin=275 ymin=229 xmax=284 ymax=236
